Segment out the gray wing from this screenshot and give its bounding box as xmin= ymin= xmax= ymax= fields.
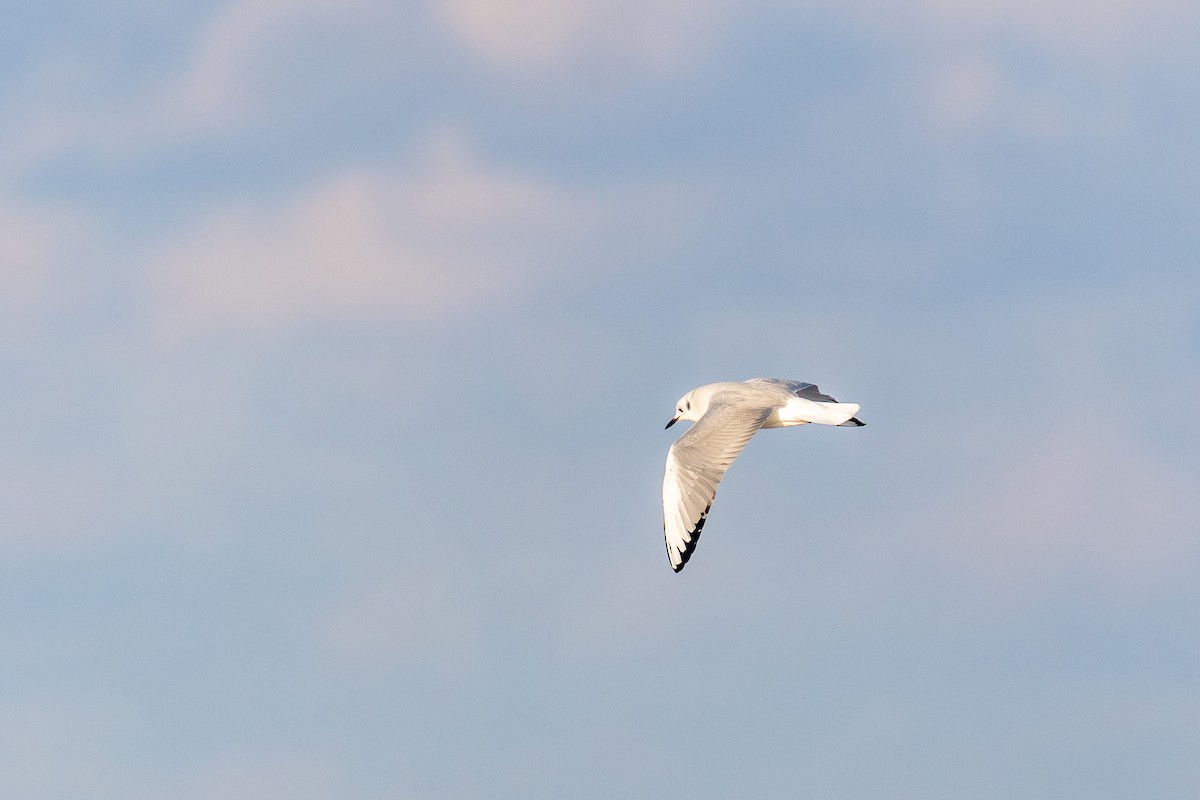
xmin=663 ymin=402 xmax=774 ymax=572
xmin=745 ymin=377 xmax=840 ymax=403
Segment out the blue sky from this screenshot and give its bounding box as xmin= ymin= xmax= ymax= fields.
xmin=3 ymin=1 xmax=1199 ymax=797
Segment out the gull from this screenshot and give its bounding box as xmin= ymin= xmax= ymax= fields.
xmin=662 ymin=378 xmax=863 ymax=572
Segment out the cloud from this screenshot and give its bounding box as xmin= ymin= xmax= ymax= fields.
xmin=146 ymin=129 xmax=595 ymax=338
xmin=922 ymin=59 xmax=1075 ymax=141
xmin=912 ymin=0 xmax=1195 ymax=57
xmin=7 ymin=0 xmax=1190 ymax=180
xmin=168 ymin=0 xmax=377 ymax=131
xmin=900 ymin=286 xmax=1200 ymax=600
xmin=143 ymin=124 xmax=701 ymax=339
xmin=927 ymin=429 xmax=1200 ymax=597
xmin=434 ymin=0 xmax=1199 ymax=78
xmin=0 ymin=198 xmax=86 ymax=316
xmin=433 ymin=0 xmax=733 ymax=74
xmin=0 ymin=0 xmax=383 ymax=174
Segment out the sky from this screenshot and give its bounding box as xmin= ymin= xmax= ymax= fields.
xmin=2 ymin=0 xmax=1199 ymax=797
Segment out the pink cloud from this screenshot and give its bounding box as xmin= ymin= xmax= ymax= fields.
xmin=147 ymin=130 xmax=594 ymax=339
xmin=0 ymin=199 xmax=83 ymax=313
xmin=169 ymin=0 xmax=378 ymax=131
xmin=929 ymin=431 xmax=1199 ymax=592
xmin=433 ymin=0 xmax=732 ymax=75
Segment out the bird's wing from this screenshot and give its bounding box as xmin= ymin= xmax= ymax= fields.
xmin=663 ymin=401 xmax=774 ymax=572
xmin=746 ymin=377 xmax=839 ymax=403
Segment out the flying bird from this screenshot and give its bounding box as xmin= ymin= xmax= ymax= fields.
xmin=662 ymin=378 xmax=863 ymax=572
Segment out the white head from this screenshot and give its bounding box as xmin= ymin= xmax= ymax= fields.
xmin=665 ymin=387 xmax=708 ymax=429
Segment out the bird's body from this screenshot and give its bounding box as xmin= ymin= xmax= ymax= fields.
xmin=662 ymin=378 xmax=863 ymax=572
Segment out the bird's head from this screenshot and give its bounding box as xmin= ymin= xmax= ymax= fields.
xmin=665 ymin=389 xmax=702 ymax=429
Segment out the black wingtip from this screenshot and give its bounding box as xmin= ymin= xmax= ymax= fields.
xmin=840 ymin=417 xmax=865 ymax=427
xmin=667 ymin=504 xmax=711 ymax=573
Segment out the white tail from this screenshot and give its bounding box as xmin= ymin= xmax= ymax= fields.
xmin=767 ymin=397 xmax=860 ymax=427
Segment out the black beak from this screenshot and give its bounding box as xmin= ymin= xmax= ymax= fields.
xmin=665 ymin=416 xmax=679 ymax=429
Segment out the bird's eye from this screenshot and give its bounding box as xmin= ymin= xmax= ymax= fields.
xmin=686 ymin=401 xmax=691 ymax=411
